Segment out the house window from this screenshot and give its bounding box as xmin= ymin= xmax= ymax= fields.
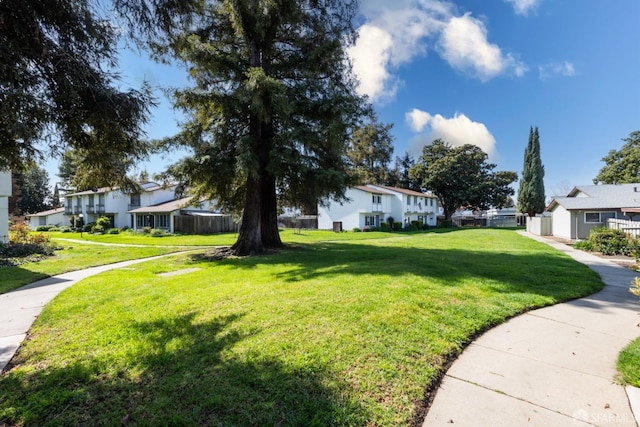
xmin=372 ymin=195 xmax=381 ymax=204
xmin=365 ymin=215 xmax=379 ymax=227
xmin=585 ymin=212 xmax=617 ymax=223
xmin=413 ymin=195 xmax=417 ymax=204
xmin=407 ymin=196 xmax=410 ymax=205
xmin=430 ymin=199 xmax=434 ymax=207
xmin=157 ymin=214 xmax=170 ymax=229
xmin=131 ymin=194 xmax=141 ymax=207
xmin=136 ymin=215 xmax=151 ymax=228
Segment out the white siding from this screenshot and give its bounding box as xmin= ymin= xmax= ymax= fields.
xmin=318 ymin=188 xmax=394 ymax=230
xmin=0 ymin=171 xmax=10 ymax=243
xmin=551 ymin=205 xmax=573 ymax=239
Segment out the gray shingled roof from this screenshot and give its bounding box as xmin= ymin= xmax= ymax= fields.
xmin=548 ymin=183 xmax=640 ymax=211
xmin=128 ymin=196 xmax=195 ymax=214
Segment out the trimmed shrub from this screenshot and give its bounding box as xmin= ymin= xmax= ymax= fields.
xmin=589 ymin=227 xmax=632 ymax=256
xmin=439 ymin=220 xmax=452 ymax=228
xmin=352 ymin=227 xmax=361 ymax=232
xmin=393 ymin=222 xmax=403 ymax=231
xmin=411 ymin=221 xmax=423 ymax=230
xmin=83 ymin=223 xmax=94 ymax=232
xmin=573 ymin=240 xmax=593 ymax=251
xmin=106 ymin=228 xmax=120 ymax=234
xmin=35 ymin=225 xmax=54 ymax=232
xmin=380 ymin=222 xmax=390 ymax=232
xmin=150 ymin=229 xmax=170 ymax=237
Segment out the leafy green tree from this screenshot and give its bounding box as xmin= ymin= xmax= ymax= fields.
xmin=52 ymin=184 xmax=61 ymax=208
xmin=1 ymin=0 xmax=153 ymax=179
xmin=119 ymin=0 xmax=367 ymax=255
xmin=347 ymin=116 xmax=394 ymax=185
xmin=15 ymin=164 xmax=52 ymax=214
xmin=58 ymin=149 xmax=141 ymax=192
xmin=593 ymin=131 xmax=640 ymax=184
xmin=517 ymin=126 xmax=546 ymax=217
xmin=388 ymin=152 xmax=421 ymax=191
xmin=410 ymin=140 xmax=518 ymax=220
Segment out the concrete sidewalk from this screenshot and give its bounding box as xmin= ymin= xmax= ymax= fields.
xmin=0 ymin=254 xmax=176 ymax=373
xmin=423 ymin=232 xmax=640 ymax=426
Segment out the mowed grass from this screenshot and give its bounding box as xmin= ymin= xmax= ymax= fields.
xmin=0 ymin=243 xmax=186 ymax=294
xmin=618 ymin=338 xmax=640 ymax=387
xmin=0 ymin=229 xmax=603 ymax=426
xmin=48 ymin=229 xmax=402 ymax=246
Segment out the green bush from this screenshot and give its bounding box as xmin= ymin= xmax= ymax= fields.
xmin=573 ymin=240 xmax=593 ymax=251
xmin=363 ymin=226 xmax=371 ymax=232
xmin=83 ymin=223 xmax=94 ymax=232
xmin=150 ymin=229 xmax=169 ymax=237
xmin=106 ymin=228 xmax=120 ymax=235
xmin=59 ymin=226 xmax=72 ymax=233
xmin=439 ymin=220 xmax=452 ymax=228
xmin=393 ymin=222 xmax=403 ymax=231
xmin=35 ymin=225 xmax=54 ymax=232
xmin=352 ymin=227 xmax=361 ymax=232
xmin=411 ymin=221 xmax=423 ymax=230
xmin=48 ymin=226 xmax=60 ymax=232
xmin=380 ymin=222 xmax=390 ymax=232
xmin=588 ymin=227 xmax=633 ymax=256
xmin=96 ymin=216 xmax=111 ymax=229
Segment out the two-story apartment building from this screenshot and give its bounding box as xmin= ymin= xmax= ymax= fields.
xmin=0 ymin=171 xmax=11 ymax=243
xmin=317 ymin=185 xmax=439 ymax=230
xmin=63 ymin=182 xmax=176 ymax=229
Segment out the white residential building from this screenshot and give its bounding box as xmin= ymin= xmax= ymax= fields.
xmin=27 ymin=207 xmax=66 ymax=229
xmin=317 ymin=185 xmax=440 ymax=230
xmin=0 ymin=171 xmax=11 ymax=243
xmin=63 ymin=182 xmax=177 ymax=229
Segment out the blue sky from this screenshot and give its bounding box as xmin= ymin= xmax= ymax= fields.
xmin=46 ymin=0 xmax=640 ymax=198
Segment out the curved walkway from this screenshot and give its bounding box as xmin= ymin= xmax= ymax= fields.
xmin=0 ymin=253 xmax=184 ymax=373
xmin=423 ymin=232 xmax=640 ymax=426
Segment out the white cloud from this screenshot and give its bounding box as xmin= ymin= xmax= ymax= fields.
xmin=348 ymin=1 xmax=527 ymax=101
xmin=406 ymin=108 xmax=433 ymax=132
xmin=538 ymin=61 xmax=576 ymax=80
xmin=347 ymin=25 xmax=397 ymax=100
xmin=406 ymin=109 xmax=497 ymax=158
xmin=437 ymin=13 xmax=527 ymax=81
xmin=504 ymin=0 xmax=542 ymax=16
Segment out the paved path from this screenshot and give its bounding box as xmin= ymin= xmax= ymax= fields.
xmin=423 ymin=232 xmax=640 ymax=426
xmin=0 ymin=254 xmax=183 ymax=372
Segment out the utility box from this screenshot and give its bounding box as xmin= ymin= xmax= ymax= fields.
xmin=332 ymin=221 xmax=343 ymax=233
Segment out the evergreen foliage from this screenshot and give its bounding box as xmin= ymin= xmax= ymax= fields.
xmin=1 ymin=0 xmax=153 ymax=179
xmin=517 ymin=126 xmax=546 ymax=217
xmin=117 ymin=0 xmax=367 ymax=255
xmin=15 ymin=164 xmax=52 ymax=214
xmin=593 ymin=131 xmax=640 ymax=184
xmin=346 ymin=115 xmax=394 ymax=185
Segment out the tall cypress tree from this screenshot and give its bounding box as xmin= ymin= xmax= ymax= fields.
xmin=518 ymin=126 xmax=546 ymax=217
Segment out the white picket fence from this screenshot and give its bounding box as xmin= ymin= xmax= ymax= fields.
xmin=607 ymin=218 xmax=640 ymax=238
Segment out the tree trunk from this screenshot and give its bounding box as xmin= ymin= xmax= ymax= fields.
xmin=232 ymin=175 xmax=264 ymax=256
xmin=260 ymin=174 xmax=282 ymax=248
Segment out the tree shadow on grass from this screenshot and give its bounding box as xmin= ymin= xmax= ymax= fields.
xmin=0 ymin=312 xmax=369 ymax=426
xmin=203 ymin=240 xmax=604 ymax=303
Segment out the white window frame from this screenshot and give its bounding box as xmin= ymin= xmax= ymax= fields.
xmin=584 ymin=211 xmax=617 ymax=224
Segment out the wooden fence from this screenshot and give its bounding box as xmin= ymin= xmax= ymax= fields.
xmin=174 ymin=215 xmax=238 ymax=234
xmin=607 ymin=218 xmax=640 ymax=238
xmin=277 ymin=215 xmax=318 ymax=229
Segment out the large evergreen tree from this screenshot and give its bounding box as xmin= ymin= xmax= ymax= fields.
xmin=593 ymin=131 xmax=640 ymax=184
xmin=118 ymin=0 xmax=367 ymax=255
xmin=15 ymin=164 xmax=52 ymax=214
xmin=410 ymin=140 xmax=518 ymax=220
xmin=1 ymin=0 xmax=153 ymax=178
xmin=388 ymin=152 xmax=421 ymax=191
xmin=346 ymin=115 xmax=394 ymax=185
xmin=518 ymin=126 xmax=546 ymax=217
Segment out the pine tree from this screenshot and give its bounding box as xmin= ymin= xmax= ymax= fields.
xmin=518 ymin=126 xmax=546 ymax=217
xmin=1 ymin=0 xmax=152 ymax=181
xmin=118 ymin=0 xmax=367 ymax=255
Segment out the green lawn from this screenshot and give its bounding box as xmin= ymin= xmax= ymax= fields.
xmin=0 ymin=229 xmax=603 ymax=426
xmin=48 ymin=228 xmax=404 ymax=246
xmin=618 ymin=337 xmax=640 ymax=387
xmin=0 ymin=243 xmax=186 ymax=294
